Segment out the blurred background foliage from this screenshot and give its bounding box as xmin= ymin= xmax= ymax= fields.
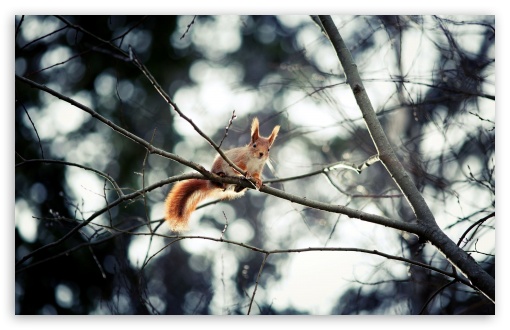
xmin=15 ymin=15 xmax=494 ymax=314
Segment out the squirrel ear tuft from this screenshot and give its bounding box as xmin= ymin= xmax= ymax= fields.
xmin=268 ymin=125 xmax=280 ymax=147
xmin=251 ymin=117 xmax=260 ymax=142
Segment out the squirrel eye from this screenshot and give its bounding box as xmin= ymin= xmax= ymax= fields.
xmin=252 ymin=143 xmax=257 ymax=148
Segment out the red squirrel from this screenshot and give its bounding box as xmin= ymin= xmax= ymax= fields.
xmin=164 ymin=117 xmax=280 ymax=231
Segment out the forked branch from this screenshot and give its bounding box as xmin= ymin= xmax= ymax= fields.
xmin=317 ymin=15 xmax=495 ymax=303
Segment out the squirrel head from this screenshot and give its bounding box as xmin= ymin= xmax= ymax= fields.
xmin=249 ymin=117 xmax=280 ymax=159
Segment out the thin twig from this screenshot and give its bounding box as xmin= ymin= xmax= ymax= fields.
xmin=218 ymin=110 xmax=237 ymax=149
xmin=16 ymin=158 xmax=122 ymax=197
xmin=89 ymin=246 xmax=107 ymax=279
xmin=248 ymin=253 xmax=269 ymax=315
xmin=220 ymin=211 xmax=228 ymax=240
xmin=50 ymin=17 xmax=250 ymax=181
xmin=15 ymin=166 xmax=422 ymax=269
xmin=20 ymin=25 xmax=68 ymax=50
xmin=180 ymin=16 xmax=197 ymax=40
xmin=141 ymin=237 xmax=184 ymax=271
xmin=419 ymin=280 xmax=458 ymax=314
xmin=24 ymin=51 xmax=84 ymax=77
xmin=15 ymin=15 xmax=25 ymax=41
xmin=15 ymin=219 xmax=154 ymax=274
xmin=15 ymin=173 xmax=200 ymax=268
xmin=318 ymin=15 xmax=495 ymax=303
xmin=16 ymin=99 xmax=45 ymax=159
xmin=114 ymin=16 xmax=149 ymax=48
xmin=264 ymin=154 xmax=380 ymax=185
xmin=128 ymin=48 xmax=247 ymax=177
xmin=142 ymin=128 xmax=158 ymax=234
xmin=15 ymin=74 xmax=211 ymax=178
xmin=17 ymin=232 xmax=474 ymax=291
xmin=363 ymin=77 xmax=495 ymax=101
xmin=102 ymin=177 xmax=114 ymax=227
xmin=55 ymin=15 xmax=129 ymax=58
xmin=456 ymin=212 xmax=495 ymax=247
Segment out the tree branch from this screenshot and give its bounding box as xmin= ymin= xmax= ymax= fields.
xmin=17 ymin=230 xmax=476 ymax=293
xmin=456 ymin=212 xmax=495 ymax=247
xmin=317 ymin=15 xmax=495 ymax=303
xmin=56 ymin=15 xmax=252 ymax=180
xmin=15 ymin=173 xmax=199 ymax=268
xmin=248 ymin=253 xmax=269 ymax=315
xmin=128 ymin=48 xmax=247 ymax=177
xmin=15 ymin=74 xmax=210 ymax=177
xmin=318 ymin=15 xmax=436 ymax=226
xmin=16 ymin=158 xmax=123 ymax=198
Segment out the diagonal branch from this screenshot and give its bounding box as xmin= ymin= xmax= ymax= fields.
xmin=17 ymin=230 xmax=476 ymax=293
xmin=128 ymin=48 xmax=247 ymax=177
xmin=318 ymin=15 xmax=436 ymax=226
xmin=317 ymin=15 xmax=495 ymax=303
xmin=265 ymin=154 xmax=380 ymax=185
xmin=56 ymin=15 xmax=248 ymax=179
xmin=15 ymin=71 xmax=423 ymax=269
xmin=16 ymin=100 xmax=45 ymax=159
xmin=15 ymin=74 xmax=210 ymax=177
xmin=14 ymin=173 xmax=199 ymax=268
xmin=16 ymin=159 xmax=123 ymax=198
xmin=456 ymin=212 xmax=495 ymax=247
xmin=248 ymin=253 xmax=269 ymax=315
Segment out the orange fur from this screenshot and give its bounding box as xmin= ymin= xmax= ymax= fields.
xmin=164 ymin=179 xmax=210 ymax=231
xmin=164 ymin=117 xmax=280 ymax=231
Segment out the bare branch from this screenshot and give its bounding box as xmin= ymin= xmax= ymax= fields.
xmin=88 ymin=246 xmax=107 ymax=279
xmin=419 ymin=280 xmax=459 ymax=315
xmin=319 ymin=15 xmax=436 ymax=226
xmin=180 ymin=15 xmax=197 ymax=40
xmin=265 ymin=154 xmax=380 ymax=186
xmin=128 ymin=48 xmax=247 ymax=177
xmin=456 ymin=212 xmax=495 ymax=247
xmin=17 ymin=229 xmax=475 ymax=292
xmin=20 ymin=25 xmax=68 ymax=50
xmin=248 ymin=253 xmax=269 ymax=315
xmin=220 ymin=211 xmax=229 ymax=240
xmin=16 ymin=158 xmax=122 ymax=198
xmin=318 ymin=15 xmax=495 ymax=303
xmin=15 ymin=173 xmax=200 ymax=268
xmin=16 ymin=100 xmax=44 ymax=159
xmin=16 ymin=15 xmax=495 ymax=313
xmin=142 ymin=129 xmax=157 ymax=234
xmin=15 ymin=15 xmax=24 ymax=40
xmin=15 ymin=74 xmax=211 ymax=177
xmin=218 ymin=110 xmax=237 ymax=149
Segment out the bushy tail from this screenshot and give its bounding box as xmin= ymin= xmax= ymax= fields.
xmin=164 ymin=179 xmax=212 ymax=232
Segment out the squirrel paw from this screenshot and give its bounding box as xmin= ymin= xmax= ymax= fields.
xmin=254 ymin=178 xmax=263 ymax=190
xmin=245 ymin=173 xmax=262 ymax=190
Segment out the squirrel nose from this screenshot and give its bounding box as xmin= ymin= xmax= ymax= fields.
xmin=259 ymin=152 xmax=264 ymax=157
